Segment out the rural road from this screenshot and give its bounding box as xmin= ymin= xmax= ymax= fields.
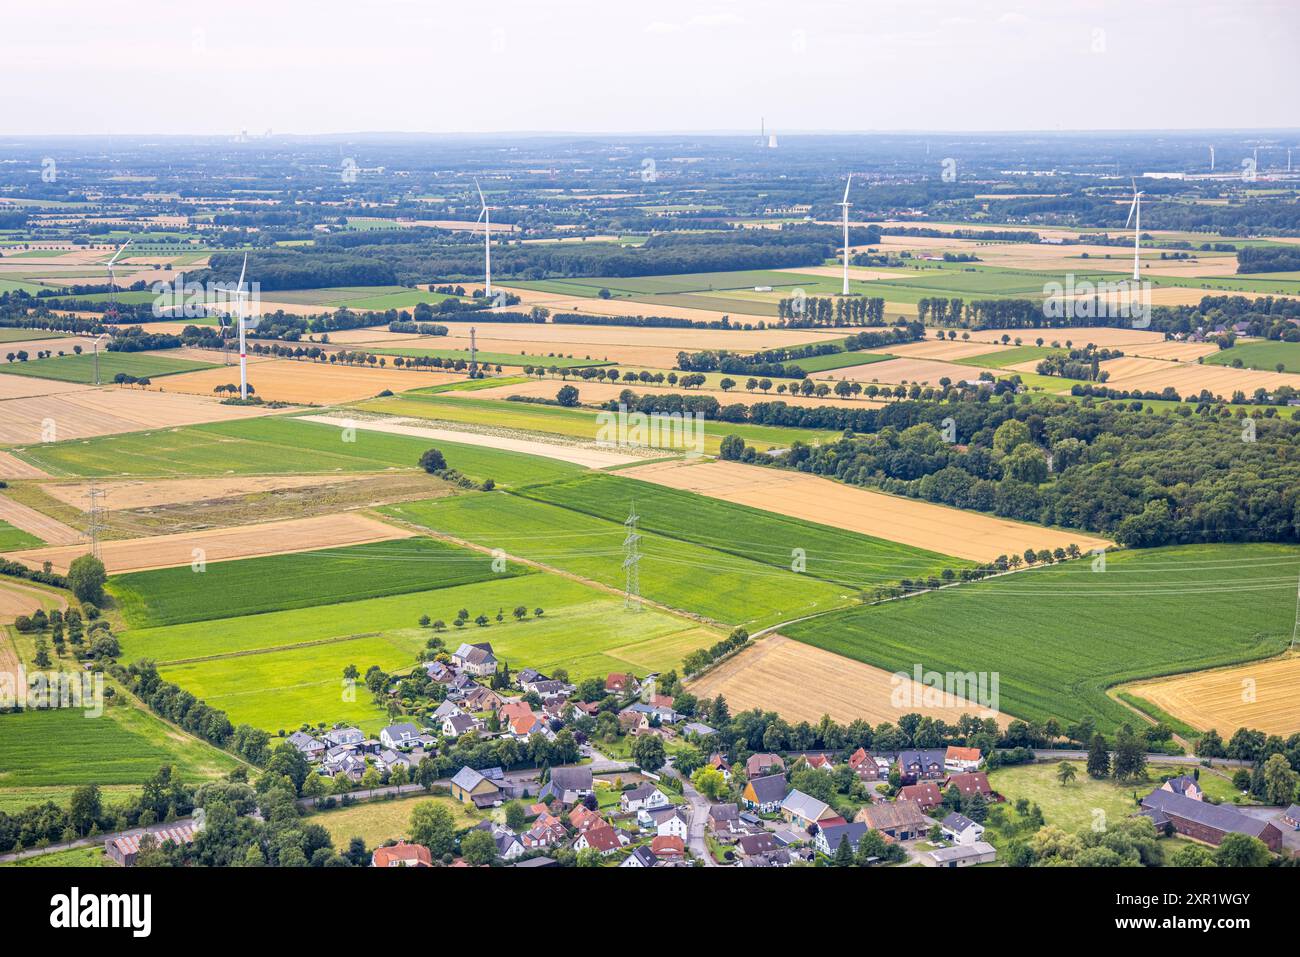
xmin=664 ymin=763 xmax=716 ymax=866
xmin=1023 ymin=749 xmax=1250 ymax=768
xmin=0 ymin=815 xmax=198 ymax=866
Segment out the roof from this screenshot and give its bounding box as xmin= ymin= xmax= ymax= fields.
xmin=382 ymin=722 xmax=421 ymax=740
xmin=549 ymin=767 xmax=594 ymax=792
xmin=946 ymin=772 xmax=993 ymax=796
xmin=708 ymin=803 xmax=739 ymax=822
xmin=929 ymin=841 xmax=996 ymax=863
xmin=451 ymin=766 xmax=497 ymax=792
xmin=582 ymin=825 xmax=623 ymax=851
xmin=746 ymin=753 xmax=785 ymax=775
xmin=946 ymin=745 xmax=982 ymax=762
xmin=109 ymin=823 xmax=197 ymax=856
xmin=681 ymin=722 xmax=717 ymax=736
xmin=628 ymin=846 xmax=658 ymax=867
xmin=900 ymin=782 xmax=943 ymax=806
xmin=898 ymin=748 xmax=946 ymax=768
xmin=859 ymin=800 xmax=927 ymax=830
xmin=1141 ymin=789 xmax=1276 ymax=839
xmin=444 ymin=714 xmax=478 ymax=734
xmin=737 ymin=833 xmax=780 ymax=856
xmin=781 ymin=789 xmax=831 ymax=822
xmin=746 ymin=772 xmax=788 ymax=805
xmin=942 ymin=812 xmax=980 ymax=833
xmin=650 ymin=835 xmax=685 ymax=856
xmin=372 ymin=842 xmax=432 ymax=867
xmin=820 ymin=822 xmax=868 ymax=851
xmin=624 ymin=782 xmax=659 ymax=801
xmin=1285 ymin=805 xmax=1300 ymax=819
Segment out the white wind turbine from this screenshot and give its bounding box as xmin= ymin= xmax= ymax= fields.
xmin=1124 ymin=178 xmax=1143 ymax=282
xmin=474 ymin=179 xmax=494 ymax=301
xmin=235 ymin=253 xmax=250 ymax=400
xmin=837 ymin=173 xmax=853 ymax=296
xmin=105 ymin=239 xmax=131 ymax=320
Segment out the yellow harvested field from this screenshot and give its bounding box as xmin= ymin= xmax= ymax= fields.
xmin=0 ymin=579 xmax=50 ymax=622
xmin=455 ymin=377 xmax=885 ymax=412
xmin=1124 ymin=656 xmax=1300 ymax=736
xmin=0 ymin=372 xmax=92 ymax=400
xmin=963 ymin=326 xmax=1167 ymax=348
xmin=494 ymin=286 xmax=772 ymax=323
xmin=622 ymin=458 xmax=1110 ymax=561
xmin=881 ymin=338 xmax=1015 ymax=361
xmin=3 ymin=512 xmax=413 ymax=574
xmin=825 ymin=356 xmax=1000 ymax=385
xmin=0 ymin=387 xmax=274 ymax=445
xmin=157 ymin=358 xmax=460 ymax=404
xmin=688 ymin=635 xmax=1012 ymax=728
xmin=0 ymin=451 xmax=49 ymax=479
xmin=0 ymin=493 xmax=82 ymax=544
xmin=40 ymin=474 xmax=377 ymax=511
xmin=0 ymin=336 xmax=98 ymax=356
xmin=1124 ymin=339 xmax=1221 ymax=362
xmin=1099 ymin=356 xmax=1300 ymax=398
xmin=300 ymin=413 xmax=646 ymax=468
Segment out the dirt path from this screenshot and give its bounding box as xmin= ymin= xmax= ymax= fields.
xmin=0 ymin=493 xmax=83 ymax=545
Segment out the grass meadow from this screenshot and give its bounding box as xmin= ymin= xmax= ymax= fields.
xmin=0 ymin=352 xmax=217 ymax=384
xmin=1203 ymin=340 xmax=1300 ymax=374
xmin=0 ymin=520 xmax=43 ymax=550
xmin=783 ymin=543 xmax=1299 ymax=730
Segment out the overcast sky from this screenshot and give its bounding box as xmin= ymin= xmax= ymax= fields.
xmin=3 ymin=0 xmax=1296 ymax=136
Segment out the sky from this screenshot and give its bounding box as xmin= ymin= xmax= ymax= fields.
xmin=2 ymin=0 xmax=1297 ymax=136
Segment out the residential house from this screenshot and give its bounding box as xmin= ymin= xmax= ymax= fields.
xmin=375 ymin=749 xmax=411 ymax=774
xmin=848 ymin=748 xmax=890 ymax=782
xmin=707 ymin=753 xmax=732 ymax=779
xmin=944 ymin=746 xmax=982 ymax=773
xmin=498 ymin=700 xmax=534 ymax=725
xmin=287 ymin=731 xmax=326 ymax=760
xmin=493 ymin=828 xmax=525 ymax=861
xmin=649 ymin=693 xmax=675 ymax=710
xmin=105 ymin=823 xmax=197 ymax=867
xmin=803 ymin=754 xmax=834 ymax=771
xmin=742 ymin=773 xmax=788 ymax=814
xmin=540 ymin=767 xmax=594 ymax=806
xmin=645 ymin=805 xmax=690 ymax=840
xmin=899 ymin=781 xmax=944 ymax=812
xmin=781 ymin=789 xmax=837 ymax=831
xmin=516 ymin=668 xmax=545 ymax=687
xmin=529 ymin=679 xmax=568 ymax=699
xmin=324 ymin=727 xmax=365 ymax=749
xmin=432 ymin=700 xmax=463 ymax=721
xmin=1283 ymin=805 xmax=1300 ymax=830
xmin=460 ymin=685 xmax=503 ymax=713
xmin=450 ymin=766 xmax=502 ymax=808
xmin=856 ymin=800 xmax=928 ymax=840
xmin=1161 ymin=775 xmax=1204 ymax=801
xmin=746 ymin=753 xmax=785 ymax=778
xmin=621 ymin=783 xmax=670 ymax=813
xmin=522 ymin=813 xmax=566 ymax=849
xmin=371 ymin=841 xmax=432 ymax=867
xmin=442 ymin=714 xmax=482 ymax=739
xmin=650 ymin=835 xmax=685 ymax=861
xmin=945 ymin=771 xmax=996 ymax=801
xmin=320 ymin=748 xmax=367 ymax=780
xmin=451 ymin=641 xmax=498 ymax=676
xmin=568 ymin=805 xmax=605 ymax=832
xmin=736 ymin=832 xmax=781 ymax=857
xmin=574 ymin=825 xmax=627 ymax=856
xmin=928 ymin=841 xmax=997 ymax=867
xmin=680 ymin=721 xmax=718 ymax=738
xmin=624 ymin=701 xmax=677 ymax=724
xmin=743 ymin=849 xmax=794 ymax=868
xmin=507 ymin=712 xmax=551 ymax=741
xmin=621 ymin=846 xmax=659 ymax=868
xmin=605 ymin=673 xmax=639 ymax=695
xmin=423 ymin=660 xmax=453 ymax=683
xmin=896 ymin=749 xmax=946 ymax=781
xmin=707 ymin=803 xmax=741 ymax=837
xmin=379 ymin=722 xmax=426 ymax=751
xmin=1140 ymin=789 xmax=1283 ymax=852
xmin=940 ymin=812 xmax=985 ymax=845
xmin=815 ymin=822 xmax=868 ymax=857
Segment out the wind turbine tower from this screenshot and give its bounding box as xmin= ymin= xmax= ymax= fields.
xmin=475 ymin=179 xmax=493 ymax=300
xmin=1125 ymin=178 xmax=1143 ymax=283
xmin=837 ymin=174 xmax=854 ymax=296
xmin=235 ymin=253 xmax=250 ymax=400
xmin=1209 ymin=145 xmax=1215 ymax=171
xmin=106 ymin=240 xmax=131 ymax=321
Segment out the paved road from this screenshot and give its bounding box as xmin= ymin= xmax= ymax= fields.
xmin=0 ymin=815 xmax=197 ymax=865
xmin=663 ymin=762 xmax=716 ymax=866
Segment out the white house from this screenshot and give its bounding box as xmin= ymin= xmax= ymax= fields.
xmin=940 ymin=812 xmax=985 ymax=845
xmin=643 ymin=806 xmax=689 ymax=840
xmin=621 ymin=783 xmax=670 ymax=813
xmin=944 ymin=746 xmax=982 ymax=773
xmin=379 ymin=722 xmax=424 ymax=751
xmin=620 ymin=846 xmax=658 ymax=868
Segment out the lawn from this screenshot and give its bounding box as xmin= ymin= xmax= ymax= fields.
xmin=516 ymin=471 xmax=969 ymax=591
xmin=382 ymin=491 xmax=855 ymax=628
xmin=0 ymin=328 xmax=69 ymax=343
xmin=110 ymin=536 xmax=523 ymax=628
xmin=0 ymin=702 xmax=243 ymax=790
xmin=307 ymin=793 xmax=482 ymax=849
xmin=12 ymin=415 xmax=586 ymax=487
xmin=1 ymin=846 xmax=112 ymax=867
xmin=783 ymin=543 xmax=1299 ymax=730
xmin=348 ymin=393 xmax=836 ymax=455
xmin=122 ymin=573 xmax=720 ymax=732
xmin=1203 ymin=340 xmax=1300 ymax=374
xmin=0 ymin=352 xmax=217 ymax=384
xmin=0 ymin=519 xmax=43 ymax=551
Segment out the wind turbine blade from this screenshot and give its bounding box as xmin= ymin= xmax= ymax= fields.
xmin=476 ymin=207 xmax=487 ymax=224
xmin=1125 ymin=197 xmax=1137 ymax=229
xmin=474 ymin=178 xmax=486 ymax=207
xmin=108 ymin=239 xmax=131 ymax=268
xmin=842 ymin=173 xmax=853 ymax=204
xmin=236 ymin=253 xmax=247 ymax=293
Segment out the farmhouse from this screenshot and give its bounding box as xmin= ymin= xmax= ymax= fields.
xmin=928 ymin=841 xmax=997 ymax=867
xmin=1160 ymin=775 xmax=1204 ymax=801
xmin=856 ymin=800 xmax=928 ymax=840
xmin=106 ymin=823 xmax=198 ymax=867
xmin=1139 ymin=789 xmax=1283 ymax=852
xmin=450 ymin=766 xmax=502 ymax=808
xmin=371 ymin=841 xmax=432 ymax=867
xmin=944 ymin=745 xmax=982 ymax=773
xmin=899 ymin=781 xmax=944 ymax=811
xmin=742 ymin=773 xmax=788 ymax=813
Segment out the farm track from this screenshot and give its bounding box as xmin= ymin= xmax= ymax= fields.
xmin=155 ymin=631 xmax=383 ymax=666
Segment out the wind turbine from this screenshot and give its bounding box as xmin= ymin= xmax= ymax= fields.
xmin=235 ymin=253 xmax=250 ymax=400
xmin=105 ymin=239 xmax=131 ymax=321
xmin=837 ymin=173 xmax=853 ymax=296
xmin=1124 ymin=178 xmax=1143 ymax=282
xmin=474 ymin=179 xmax=494 ymax=301
xmin=1209 ymin=145 xmax=1215 ymax=171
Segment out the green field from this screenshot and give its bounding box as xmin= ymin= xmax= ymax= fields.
xmin=0 ymin=328 xmax=69 ymax=343
xmin=11 ymin=415 xmax=585 ymax=487
xmin=382 ymin=491 xmax=855 ymax=628
xmin=0 ymin=520 xmax=43 ymax=551
xmin=123 ymin=574 xmax=719 ymax=732
xmin=783 ymin=543 xmax=1299 ymax=730
xmin=0 ymin=702 xmax=242 ymax=790
xmin=110 ymin=537 xmax=522 ymax=628
xmin=1204 ymin=340 xmax=1300 ymax=374
xmin=514 ymin=472 xmax=968 ymax=590
xmin=0 ymin=352 xmax=217 ymax=384
xmin=792 ymin=350 xmax=895 ymax=373
xmin=953 ymin=345 xmax=1067 ymax=369
xmin=348 ymin=393 xmax=837 ymax=455
xmin=309 ymin=793 xmax=481 ymax=848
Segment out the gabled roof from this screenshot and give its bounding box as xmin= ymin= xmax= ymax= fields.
xmin=443 ymin=714 xmax=479 ymax=735
xmin=942 ymin=812 xmax=980 ymax=833
xmin=945 ymin=745 xmax=982 ymax=762
xmin=737 ymin=832 xmax=779 ymax=856
xmin=708 ymin=803 xmax=739 ymax=822
xmin=549 ymin=767 xmax=594 ymax=792
xmin=628 ymin=846 xmax=658 ymax=867
xmin=781 ymin=789 xmax=831 ymax=822
xmin=945 ymin=771 xmax=993 ymax=796
xmin=451 ymin=766 xmax=498 ymax=793
xmin=582 ymin=825 xmax=623 ymax=851
xmin=372 ymin=842 xmax=432 ymax=867
xmin=650 ymin=835 xmax=685 ymax=856
xmin=624 ymin=782 xmax=660 ymax=801
xmin=382 ymin=722 xmax=421 ymax=741
xmin=820 ymin=821 xmax=868 ymax=851
xmin=859 ymin=799 xmax=927 ymax=830
xmin=746 ymin=772 xmax=788 ymax=805
xmin=1141 ymin=789 xmax=1276 ymax=839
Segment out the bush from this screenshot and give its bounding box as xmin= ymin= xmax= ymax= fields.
xmin=67 ymin=554 xmax=107 ymax=605
xmin=418 ymin=448 xmax=447 ymax=473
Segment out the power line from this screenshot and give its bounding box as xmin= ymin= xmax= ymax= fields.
xmin=623 ymin=500 xmax=641 ymax=611
xmin=86 ymin=484 xmax=107 ymax=560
